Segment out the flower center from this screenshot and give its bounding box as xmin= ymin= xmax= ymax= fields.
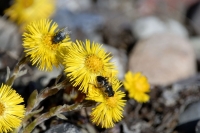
xmin=22 ymin=0 xmax=34 ymax=8
xmin=85 ymin=55 xmax=104 ymax=73
xmin=0 ymin=102 xmax=5 ymax=116
xmin=43 ymin=35 xmax=58 ymax=50
xmin=106 ymin=96 xmax=117 ymax=108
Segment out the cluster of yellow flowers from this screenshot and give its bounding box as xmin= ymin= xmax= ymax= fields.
xmin=1 ymin=0 xmax=151 ymax=131
xmin=22 ymin=19 xmax=126 ymax=128
xmin=0 ymin=1 xmax=55 ymax=132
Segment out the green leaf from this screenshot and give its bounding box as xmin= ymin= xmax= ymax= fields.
xmin=26 ymin=90 xmax=38 ymax=113
xmin=56 ymin=113 xmax=68 ymax=120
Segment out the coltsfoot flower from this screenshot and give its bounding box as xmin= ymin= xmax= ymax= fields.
xmin=123 ymin=71 xmax=150 ymax=103
xmin=22 ymin=19 xmax=71 ymax=71
xmin=4 ymin=0 xmax=55 ymax=28
xmin=0 ymin=84 xmax=25 ymax=133
xmin=63 ymin=39 xmax=116 ymax=93
xmin=86 ymin=77 xmax=126 ymax=128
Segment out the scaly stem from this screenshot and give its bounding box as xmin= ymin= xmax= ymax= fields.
xmin=6 ymin=55 xmax=28 ymax=86
xmin=22 ymin=101 xmax=91 ymax=133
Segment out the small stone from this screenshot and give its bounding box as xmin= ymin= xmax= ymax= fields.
xmin=45 ymin=123 xmax=81 ymax=133
xmin=128 ymin=33 xmax=196 ymax=86
xmin=179 ymin=100 xmax=200 ymax=125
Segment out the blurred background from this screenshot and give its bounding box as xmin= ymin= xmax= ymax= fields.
xmin=1 ymin=0 xmax=200 ymax=133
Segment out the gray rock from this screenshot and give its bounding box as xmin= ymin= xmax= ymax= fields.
xmin=45 ymin=123 xmax=81 ymax=133
xmin=96 ymin=0 xmax=135 ymax=17
xmin=0 ymin=17 xmax=21 ymax=58
xmin=179 ymin=101 xmax=200 ymax=125
xmin=102 ymin=44 xmax=128 ymax=80
xmin=132 ymin=16 xmax=188 ymax=39
xmin=80 ymin=123 xmax=97 ymax=133
xmin=30 ymin=67 xmax=62 ymax=86
xmin=57 ymin=0 xmax=92 ymax=12
xmin=0 ymin=17 xmax=22 ymax=69
xmin=52 ymin=9 xmax=104 ymax=42
xmin=163 ymin=74 xmax=200 ymax=106
xmin=162 ymin=89 xmax=179 ymax=106
xmin=128 ymin=33 xmax=196 ymax=86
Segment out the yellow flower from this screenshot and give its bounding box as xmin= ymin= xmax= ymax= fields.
xmin=22 ymin=19 xmax=71 ymax=71
xmin=123 ymin=71 xmax=150 ymax=103
xmin=4 ymin=0 xmax=55 ymax=29
xmin=86 ymin=77 xmax=126 ymax=128
xmin=63 ymin=40 xmax=116 ymax=93
xmin=0 ymin=84 xmax=25 ymax=133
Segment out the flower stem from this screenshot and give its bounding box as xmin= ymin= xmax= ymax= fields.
xmin=5 ymin=55 xmax=28 ymax=86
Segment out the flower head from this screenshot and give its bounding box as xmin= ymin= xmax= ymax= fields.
xmin=0 ymin=84 xmax=25 ymax=133
xmin=63 ymin=40 xmax=116 ymax=93
xmin=86 ymin=77 xmax=126 ymax=128
xmin=22 ymin=19 xmax=71 ymax=71
xmin=4 ymin=0 xmax=55 ymax=29
xmin=123 ymin=71 xmax=150 ymax=103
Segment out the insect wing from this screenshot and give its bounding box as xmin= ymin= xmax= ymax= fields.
xmin=60 ymin=27 xmax=71 ymax=35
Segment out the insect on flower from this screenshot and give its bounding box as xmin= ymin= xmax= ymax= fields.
xmin=52 ymin=27 xmax=71 ymax=44
xmin=96 ymin=76 xmax=114 ymax=97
